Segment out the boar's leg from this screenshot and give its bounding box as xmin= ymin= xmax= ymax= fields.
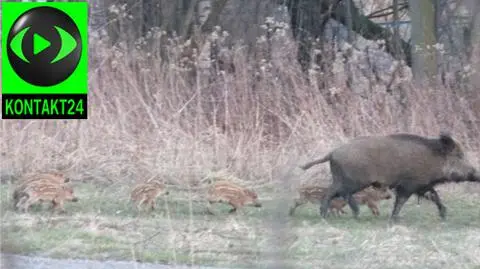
xmin=320 ymin=185 xmax=342 ymax=218
xmin=321 ymin=186 xmax=361 ymax=218
xmin=52 ymin=198 xmax=67 ymax=214
xmin=417 ymin=190 xmax=433 ymax=205
xmin=136 ymin=197 xmax=147 ymax=211
xmin=325 ymin=161 xmax=364 ymax=218
xmin=15 ymin=195 xmax=28 ymax=212
xmin=21 ymin=196 xmax=40 ymax=213
xmin=228 ymin=201 xmax=241 ymax=214
xmin=423 ymin=189 xmax=447 ymax=220
xmin=149 ymin=199 xmax=156 ymax=211
xmin=346 ymin=194 xmax=360 ymax=218
xmin=415 ymin=189 xmax=446 ymax=219
xmin=330 ymin=208 xmax=339 ymax=217
xmin=334 ymin=207 xmax=347 ymax=216
xmin=329 ymin=199 xmax=347 ymax=217
xmin=416 ymin=195 xmax=422 ymax=205
xmin=390 ymin=189 xmax=412 ymax=222
xmin=366 ymin=200 xmax=380 ymax=216
xmin=13 ymin=191 xmax=28 ymax=211
xmin=206 ymin=201 xmax=217 ymax=215
xmin=321 ymin=189 xmax=359 ymax=218
xmin=289 ymin=198 xmax=304 ymax=216
xmin=52 ymin=200 xmax=62 ymax=214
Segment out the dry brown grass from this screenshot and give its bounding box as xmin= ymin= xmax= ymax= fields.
xmin=1 ymin=9 xmax=480 ymax=268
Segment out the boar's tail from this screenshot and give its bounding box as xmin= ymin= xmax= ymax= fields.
xmin=300 ymin=153 xmax=331 ymax=170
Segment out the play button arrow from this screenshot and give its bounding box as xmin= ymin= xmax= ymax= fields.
xmin=33 ymin=33 xmax=51 ymax=55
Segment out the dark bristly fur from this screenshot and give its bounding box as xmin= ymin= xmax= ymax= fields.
xmin=301 ymin=132 xmax=479 ymax=222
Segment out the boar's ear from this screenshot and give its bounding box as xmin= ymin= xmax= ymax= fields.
xmin=439 ymin=132 xmax=456 ymax=153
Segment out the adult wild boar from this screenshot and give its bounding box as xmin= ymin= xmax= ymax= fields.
xmin=301 ymin=132 xmax=479 ymax=222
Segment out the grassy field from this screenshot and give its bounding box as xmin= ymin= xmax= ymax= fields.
xmin=1 ymin=11 xmax=479 ymax=268
xmin=1 ymin=182 xmax=479 ymax=269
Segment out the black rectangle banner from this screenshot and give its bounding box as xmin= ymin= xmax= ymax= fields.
xmin=2 ymin=94 xmax=88 ymax=119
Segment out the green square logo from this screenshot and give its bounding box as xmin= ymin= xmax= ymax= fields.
xmin=1 ymin=1 xmax=88 ymax=119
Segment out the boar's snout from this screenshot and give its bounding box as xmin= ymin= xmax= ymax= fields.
xmin=254 ymin=201 xmax=262 ymax=208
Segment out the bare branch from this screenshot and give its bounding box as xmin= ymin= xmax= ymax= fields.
xmin=367 ymin=2 xmax=409 ymax=19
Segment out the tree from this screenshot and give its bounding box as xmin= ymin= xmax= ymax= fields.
xmin=408 ymin=0 xmax=437 ymax=82
xmin=285 ymin=0 xmax=412 ymax=75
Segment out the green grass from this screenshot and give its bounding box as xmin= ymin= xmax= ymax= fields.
xmin=1 ymin=182 xmax=480 ymax=268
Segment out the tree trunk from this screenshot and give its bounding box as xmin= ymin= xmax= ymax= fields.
xmin=200 ymin=0 xmax=229 ymax=33
xmin=408 ymin=0 xmax=437 ymax=83
xmin=285 ymin=0 xmax=413 ymax=75
xmin=141 ymin=0 xmax=163 ymax=36
xmin=331 ymin=0 xmax=412 ymax=67
xmin=286 ymin=0 xmax=335 ymax=74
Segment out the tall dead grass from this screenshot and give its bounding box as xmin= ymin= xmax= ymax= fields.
xmin=1 ymin=12 xmax=480 ymax=268
xmin=1 ymin=23 xmax=479 ymax=191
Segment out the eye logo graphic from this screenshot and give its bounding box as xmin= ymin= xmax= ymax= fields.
xmin=7 ymin=7 xmax=82 ymax=86
xmin=2 ymin=2 xmax=88 ymax=120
